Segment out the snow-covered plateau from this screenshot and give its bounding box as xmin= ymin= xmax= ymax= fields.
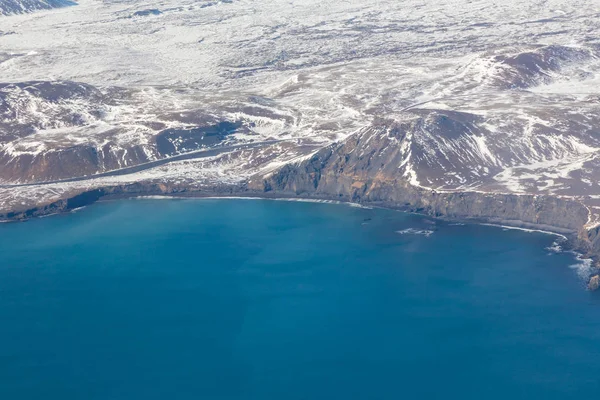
xmin=2 ymin=0 xmax=600 ymax=275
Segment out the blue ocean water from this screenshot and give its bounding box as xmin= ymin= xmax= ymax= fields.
xmin=1 ymin=198 xmax=600 ymax=399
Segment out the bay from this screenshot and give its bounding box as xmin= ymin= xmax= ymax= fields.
xmin=1 ymin=198 xmax=599 ymax=399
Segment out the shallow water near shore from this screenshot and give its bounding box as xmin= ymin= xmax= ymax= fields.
xmin=1 ymin=198 xmax=600 ymax=399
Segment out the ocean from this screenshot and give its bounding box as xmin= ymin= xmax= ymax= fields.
xmin=1 ymin=198 xmax=599 ymax=399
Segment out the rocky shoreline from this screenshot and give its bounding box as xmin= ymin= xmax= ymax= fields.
xmin=2 ymin=175 xmax=599 ymax=289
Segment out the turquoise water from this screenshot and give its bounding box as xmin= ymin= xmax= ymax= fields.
xmin=1 ymin=198 xmax=600 ymax=399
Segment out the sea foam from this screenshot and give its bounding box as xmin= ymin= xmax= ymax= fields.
xmin=396 ymin=228 xmax=435 ymax=237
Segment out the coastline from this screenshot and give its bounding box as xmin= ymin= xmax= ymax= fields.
xmin=0 ymin=185 xmax=588 ymax=241
xmin=135 ymin=195 xmax=574 ymax=241
xmin=479 ymin=223 xmax=568 ymax=240
xmin=1 ymin=184 xmax=596 ymax=289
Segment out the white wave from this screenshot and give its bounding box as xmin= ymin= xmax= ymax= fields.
xmin=271 ymin=197 xmax=374 ymax=209
xmin=568 ymin=254 xmax=595 ymax=280
xmin=174 ymin=196 xmax=374 ymax=211
xmin=396 ymin=228 xmax=435 ymax=237
xmin=195 ymin=196 xmax=260 ymax=200
xmin=204 ymin=196 xmax=374 ymax=209
xmin=348 ymin=202 xmax=373 ymax=209
xmin=38 ymin=212 xmax=59 ymax=219
xmin=547 ymin=240 xmax=564 ymax=253
xmin=135 ymin=195 xmax=178 ymax=200
xmin=480 ymin=223 xmax=568 ymax=240
xmin=274 ymin=198 xmax=340 ymax=204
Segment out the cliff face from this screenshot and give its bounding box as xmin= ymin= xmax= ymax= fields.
xmin=251 ymin=122 xmax=591 ymax=237
xmin=0 ymin=181 xmax=244 ymax=221
xmin=581 ymin=226 xmax=600 ymax=262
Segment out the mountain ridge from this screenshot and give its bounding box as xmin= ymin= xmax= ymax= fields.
xmin=0 ymin=0 xmax=77 ymax=16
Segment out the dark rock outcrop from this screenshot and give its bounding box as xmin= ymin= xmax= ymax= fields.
xmin=0 ymin=143 xmax=156 ymax=183
xmin=131 ymin=9 xmax=162 ymax=17
xmin=493 ymin=45 xmax=595 ymax=89
xmin=155 ymin=121 xmax=242 ymax=157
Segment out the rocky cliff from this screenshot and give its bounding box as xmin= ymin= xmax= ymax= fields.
xmin=251 ymin=122 xmax=589 ymax=233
